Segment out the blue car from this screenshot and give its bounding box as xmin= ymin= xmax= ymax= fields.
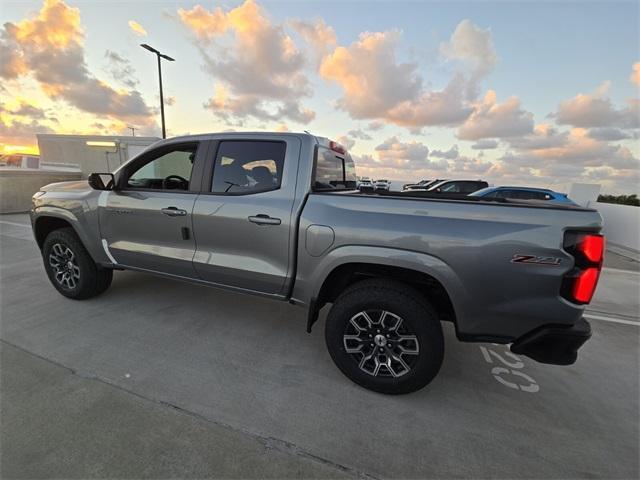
xmin=469 ymin=186 xmax=577 ymax=205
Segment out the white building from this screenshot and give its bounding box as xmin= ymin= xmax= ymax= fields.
xmin=37 ymin=134 xmax=160 ymax=175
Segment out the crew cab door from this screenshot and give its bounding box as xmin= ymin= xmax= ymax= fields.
xmin=98 ymin=141 xmax=206 ymax=278
xmin=191 ymin=137 xmax=300 ymax=295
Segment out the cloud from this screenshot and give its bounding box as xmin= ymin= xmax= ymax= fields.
xmin=471 ymin=139 xmax=498 ymax=149
xmin=430 ymin=145 xmax=459 ymax=159
xmin=320 ymin=30 xmax=472 ymax=128
xmin=450 ymin=155 xmax=493 ymax=175
xmin=440 ymin=19 xmax=498 ymax=97
xmin=631 ymin=62 xmax=640 ymax=86
xmin=9 ymin=101 xmax=46 ymax=119
xmin=337 ymin=135 xmax=355 ymax=150
xmin=128 ymin=20 xmax=147 ymax=37
xmin=508 ymin=123 xmax=568 ymax=150
xmin=0 ymin=0 xmax=153 ymax=121
xmin=290 ymin=18 xmax=336 ymax=58
xmin=457 ymin=90 xmax=534 ymax=140
xmin=367 ymin=121 xmax=384 ymax=131
xmin=0 ymin=110 xmax=55 ymax=147
xmin=179 ymin=0 xmax=314 ymax=124
xmin=555 ymin=81 xmax=639 ymax=128
xmin=376 ymin=136 xmax=429 ymax=161
xmin=347 ymin=128 xmax=372 ymax=140
xmin=505 ymin=127 xmax=639 ymax=171
xmin=320 ymin=31 xmax=421 ymax=119
xmin=587 ymin=127 xmax=634 ymax=141
xmin=104 ymin=50 xmax=138 ymax=89
xmin=369 ymin=136 xmax=449 ymax=170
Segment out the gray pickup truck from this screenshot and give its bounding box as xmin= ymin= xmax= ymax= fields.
xmin=31 ymin=132 xmax=604 ymax=394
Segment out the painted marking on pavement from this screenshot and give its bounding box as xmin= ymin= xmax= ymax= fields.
xmin=0 ymin=220 xmax=31 ymax=228
xmin=479 ymin=344 xmax=539 ymax=393
xmin=584 ymin=313 xmax=639 ymax=326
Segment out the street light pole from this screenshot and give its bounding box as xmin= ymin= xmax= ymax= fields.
xmin=141 ymin=43 xmax=174 ymax=139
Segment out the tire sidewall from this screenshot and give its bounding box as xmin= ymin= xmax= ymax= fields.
xmin=326 ymin=283 xmax=444 ymax=394
xmin=42 ymin=230 xmax=97 ymax=299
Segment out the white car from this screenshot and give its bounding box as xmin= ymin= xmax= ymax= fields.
xmin=358 ymin=177 xmax=374 ymax=191
xmin=374 ymin=179 xmax=390 ymax=191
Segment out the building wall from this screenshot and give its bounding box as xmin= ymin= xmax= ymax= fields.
xmin=37 ymin=134 xmax=160 ymax=176
xmin=589 ymin=201 xmax=640 ymax=252
xmin=0 ymin=169 xmax=82 ymax=213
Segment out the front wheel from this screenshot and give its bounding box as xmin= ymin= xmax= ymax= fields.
xmin=325 ymin=279 xmax=444 ymax=394
xmin=42 ymin=227 xmax=113 ymax=300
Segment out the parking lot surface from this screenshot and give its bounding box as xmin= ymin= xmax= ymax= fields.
xmin=1 ymin=214 xmax=638 ymax=479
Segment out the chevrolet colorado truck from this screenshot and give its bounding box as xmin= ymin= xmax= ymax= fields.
xmin=31 ymin=132 xmax=604 ymax=394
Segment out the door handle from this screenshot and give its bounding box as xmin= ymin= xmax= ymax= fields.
xmin=161 ymin=207 xmax=187 ymax=217
xmin=248 ymin=214 xmax=281 ymax=226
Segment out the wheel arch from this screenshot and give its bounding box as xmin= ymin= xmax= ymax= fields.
xmin=34 ymin=215 xmax=75 ymax=249
xmin=302 ymin=247 xmax=462 ymax=333
xmin=32 ymin=209 xmax=106 ymax=265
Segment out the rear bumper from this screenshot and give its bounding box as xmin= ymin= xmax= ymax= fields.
xmin=510 ymin=318 xmax=591 ymax=366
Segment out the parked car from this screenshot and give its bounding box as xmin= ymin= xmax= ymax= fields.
xmin=470 ymin=186 xmax=577 ymax=204
xmin=374 ymin=179 xmax=390 ymax=191
xmin=31 ymin=132 xmax=602 ymax=394
xmin=358 ymin=177 xmax=374 ymax=192
xmin=402 ymin=179 xmax=433 ymax=191
xmin=420 ymin=179 xmax=489 ymax=194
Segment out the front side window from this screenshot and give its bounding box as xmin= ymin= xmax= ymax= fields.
xmin=127 ymin=145 xmax=197 ymax=190
xmin=211 ymin=141 xmax=285 ymax=194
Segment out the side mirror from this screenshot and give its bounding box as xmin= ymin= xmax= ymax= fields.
xmin=436 ymin=188 xmax=442 ymax=193
xmin=88 ymin=173 xmax=115 ymax=191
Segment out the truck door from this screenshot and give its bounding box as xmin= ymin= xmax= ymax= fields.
xmin=98 ymin=141 xmax=205 ymax=278
xmin=191 ymin=137 xmax=300 ymax=295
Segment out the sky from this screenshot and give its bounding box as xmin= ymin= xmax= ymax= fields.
xmin=1 ymin=0 xmax=639 ymax=194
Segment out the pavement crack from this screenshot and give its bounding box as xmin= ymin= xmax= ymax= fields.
xmin=0 ymin=339 xmax=379 ymax=480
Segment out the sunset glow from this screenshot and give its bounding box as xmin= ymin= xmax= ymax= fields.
xmin=1 ymin=0 xmax=638 ymax=193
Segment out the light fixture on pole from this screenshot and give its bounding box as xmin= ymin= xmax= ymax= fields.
xmin=140 ymin=43 xmax=175 ymax=139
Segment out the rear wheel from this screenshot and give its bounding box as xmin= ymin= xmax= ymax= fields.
xmin=325 ymin=279 xmax=444 ymax=394
xmin=42 ymin=228 xmax=112 ymax=300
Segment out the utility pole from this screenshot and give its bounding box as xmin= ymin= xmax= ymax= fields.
xmin=140 ymin=44 xmax=175 ymax=139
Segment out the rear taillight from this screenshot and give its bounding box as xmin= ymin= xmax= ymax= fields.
xmin=572 ymin=267 xmax=600 ymax=303
xmin=561 ymin=232 xmax=605 ymax=304
xmin=579 ymin=235 xmax=604 ymax=263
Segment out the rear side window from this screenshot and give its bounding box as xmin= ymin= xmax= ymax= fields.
xmin=459 ymin=182 xmax=483 ymax=193
xmin=314 ymin=147 xmax=357 ymax=190
xmin=212 ymin=141 xmax=286 ymax=194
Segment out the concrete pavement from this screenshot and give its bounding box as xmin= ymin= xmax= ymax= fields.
xmin=1 ymin=342 xmax=353 ymax=479
xmin=1 ymin=213 xmax=638 ymax=478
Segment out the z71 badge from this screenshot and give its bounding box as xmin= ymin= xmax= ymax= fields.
xmin=511 ymin=254 xmax=562 ymax=266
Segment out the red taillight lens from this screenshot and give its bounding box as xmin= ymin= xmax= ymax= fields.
xmin=572 ymin=267 xmax=600 ymax=303
xmin=579 ymin=235 xmax=604 ymax=264
xmin=562 ymin=232 xmax=605 ymax=305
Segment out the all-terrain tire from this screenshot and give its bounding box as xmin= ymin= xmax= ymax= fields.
xmin=42 ymin=227 xmax=113 ymax=300
xmin=325 ymin=278 xmax=444 ymax=394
